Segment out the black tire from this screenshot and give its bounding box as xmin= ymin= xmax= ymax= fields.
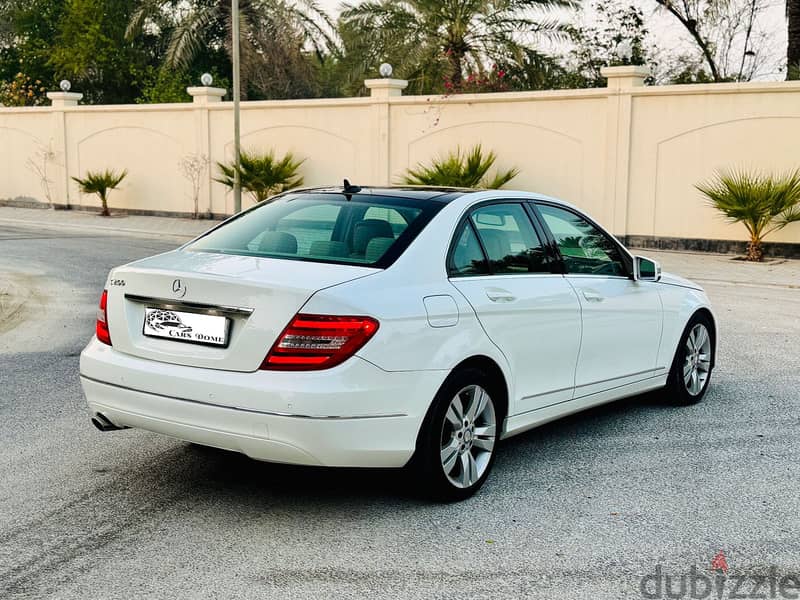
xmin=664 ymin=312 xmax=715 ymax=405
xmin=413 ymin=367 xmax=503 ymax=502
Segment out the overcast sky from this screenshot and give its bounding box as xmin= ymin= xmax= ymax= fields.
xmin=314 ymin=0 xmax=787 ymax=80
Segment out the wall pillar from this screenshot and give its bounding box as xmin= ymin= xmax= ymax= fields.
xmin=188 ymin=86 xmax=226 ymax=216
xmin=46 ymin=91 xmax=83 ymax=208
xmin=601 ymin=66 xmax=649 ymax=237
xmin=365 ymin=78 xmax=408 ymax=185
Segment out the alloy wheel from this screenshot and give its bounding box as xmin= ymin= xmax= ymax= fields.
xmin=683 ymin=323 xmax=712 ymax=396
xmin=439 ymin=385 xmax=496 ymax=489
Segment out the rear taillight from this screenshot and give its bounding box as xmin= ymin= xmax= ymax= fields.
xmin=96 ymin=290 xmax=111 ymax=345
xmin=262 ymin=314 xmax=379 ymax=371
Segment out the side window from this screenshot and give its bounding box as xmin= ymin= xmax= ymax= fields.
xmin=448 ymin=222 xmax=489 ymax=277
xmin=537 ymin=204 xmax=627 ymax=277
xmin=470 ymin=204 xmax=550 ymax=274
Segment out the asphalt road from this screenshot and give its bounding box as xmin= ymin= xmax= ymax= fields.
xmin=1 ymin=222 xmax=799 ymax=600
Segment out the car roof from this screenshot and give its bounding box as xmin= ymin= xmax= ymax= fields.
xmin=292 ymin=185 xmax=474 ymax=203
xmin=281 ymin=185 xmax=579 ymax=214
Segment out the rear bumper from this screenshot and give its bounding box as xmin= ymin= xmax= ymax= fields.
xmin=80 ymin=338 xmax=447 ymax=467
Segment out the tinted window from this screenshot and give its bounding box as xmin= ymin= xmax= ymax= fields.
xmin=449 ymin=222 xmax=489 ymax=277
xmin=363 ymin=206 xmax=411 ymax=236
xmin=273 ymin=203 xmax=339 ymax=255
xmin=537 ymin=204 xmax=627 ymax=276
xmin=188 ymin=193 xmax=439 ymax=267
xmin=470 ymin=204 xmax=549 ymax=274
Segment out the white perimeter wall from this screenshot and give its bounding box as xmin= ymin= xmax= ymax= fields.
xmin=2 ymin=68 xmax=800 ymax=245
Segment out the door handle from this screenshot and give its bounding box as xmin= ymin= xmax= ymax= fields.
xmin=486 ymin=288 xmax=517 ymax=303
xmin=582 ymin=290 xmax=604 ymax=302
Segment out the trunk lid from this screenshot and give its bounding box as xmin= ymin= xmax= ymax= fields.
xmin=104 ymin=250 xmax=377 ymax=372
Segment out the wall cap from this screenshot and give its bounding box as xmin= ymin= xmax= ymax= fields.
xmin=46 ymin=91 xmax=83 ymax=107
xmin=187 ymin=86 xmax=227 ymax=103
xmin=601 ymin=65 xmax=650 ymax=89
xmin=364 ymin=78 xmax=409 ymax=97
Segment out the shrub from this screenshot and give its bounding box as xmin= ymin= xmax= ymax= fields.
xmin=216 ymin=149 xmax=305 ymax=203
xmin=696 ymin=169 xmax=800 ymax=261
xmin=401 ymin=145 xmax=519 ymax=189
xmin=0 ymin=73 xmax=48 ymax=107
xmin=72 ymin=169 xmax=128 ymax=216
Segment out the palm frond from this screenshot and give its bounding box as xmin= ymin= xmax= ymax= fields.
xmin=165 ymin=6 xmax=216 ymax=69
xmin=71 ymin=169 xmax=128 ymax=194
xmin=696 ymin=168 xmax=800 ymax=260
xmin=401 ymin=145 xmax=519 ymax=189
xmin=125 ymin=0 xmax=167 ymax=39
xmin=215 ymin=149 xmax=305 ymax=202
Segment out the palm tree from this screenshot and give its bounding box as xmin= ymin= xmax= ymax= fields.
xmin=72 ymin=169 xmax=128 ymax=217
xmin=127 ymin=0 xmax=336 ymax=98
xmin=216 ymin=149 xmax=305 ymax=202
xmin=696 ymin=169 xmax=800 ymax=261
xmin=402 ymin=145 xmax=519 ymax=189
xmin=788 ymin=0 xmax=800 ymax=79
xmin=341 ymin=0 xmax=574 ymax=91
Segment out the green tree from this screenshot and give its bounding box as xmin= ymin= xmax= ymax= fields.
xmin=127 ymin=0 xmax=336 ymax=100
xmin=0 ymin=0 xmax=66 ymax=89
xmin=340 ymin=0 xmax=574 ymax=94
xmin=566 ymin=1 xmax=652 ymax=88
xmin=215 ymin=149 xmax=305 ymax=203
xmin=49 ymin=0 xmax=150 ymax=103
xmin=402 ymin=145 xmax=519 ymax=189
xmin=498 ymin=48 xmax=587 ymax=91
xmin=788 ymin=0 xmax=800 ymax=79
xmin=72 ymin=168 xmax=128 ymax=216
xmin=696 ymin=169 xmax=800 ymax=261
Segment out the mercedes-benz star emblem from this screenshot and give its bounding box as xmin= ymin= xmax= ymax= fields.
xmin=172 ymin=278 xmax=187 ymax=298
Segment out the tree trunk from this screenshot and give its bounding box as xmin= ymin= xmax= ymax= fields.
xmin=788 ymin=0 xmax=800 ymax=79
xmin=654 ymin=0 xmax=722 ymax=81
xmin=448 ymin=49 xmax=464 ymax=88
xmin=746 ymin=235 xmax=764 ymax=261
xmin=100 ymin=191 xmax=109 ymax=217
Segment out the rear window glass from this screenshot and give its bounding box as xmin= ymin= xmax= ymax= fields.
xmin=186 ymin=193 xmax=442 ymax=267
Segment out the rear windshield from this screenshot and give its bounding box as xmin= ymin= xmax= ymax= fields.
xmin=186 ymin=193 xmax=444 ymax=268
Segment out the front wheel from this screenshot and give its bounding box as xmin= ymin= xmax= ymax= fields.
xmin=664 ymin=313 xmax=715 ymax=405
xmin=414 ymin=368 xmax=501 ymax=501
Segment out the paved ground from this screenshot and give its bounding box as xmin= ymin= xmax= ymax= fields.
xmin=0 ymin=206 xmax=223 ymax=239
xmin=0 ymin=217 xmax=799 ymax=600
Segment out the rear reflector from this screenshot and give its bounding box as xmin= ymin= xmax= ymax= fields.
xmin=96 ymin=290 xmax=111 ymax=346
xmin=262 ymin=314 xmax=379 ymax=371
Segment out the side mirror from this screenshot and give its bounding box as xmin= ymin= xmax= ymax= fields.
xmin=634 ymin=256 xmax=661 ymax=282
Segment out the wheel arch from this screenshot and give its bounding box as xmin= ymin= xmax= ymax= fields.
xmin=690 ymin=307 xmax=717 ymax=369
xmin=410 ymin=354 xmax=510 ymax=463
xmin=450 ymin=355 xmax=510 ymax=422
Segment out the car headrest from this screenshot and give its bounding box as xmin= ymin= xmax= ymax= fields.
xmin=309 ymin=240 xmax=350 ymax=258
xmin=352 ymin=219 xmax=393 ymax=254
xmin=365 ymin=237 xmax=395 ymax=263
xmin=258 ymin=231 xmax=297 ymax=254
xmin=478 ymin=229 xmax=511 ymax=259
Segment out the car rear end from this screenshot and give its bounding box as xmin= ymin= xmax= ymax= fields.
xmin=79 ymin=189 xmax=451 ymax=467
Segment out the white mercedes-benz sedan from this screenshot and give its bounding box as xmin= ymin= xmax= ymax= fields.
xmin=80 ymin=185 xmax=716 ymax=500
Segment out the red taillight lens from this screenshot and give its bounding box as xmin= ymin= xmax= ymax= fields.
xmin=96 ymin=290 xmax=111 ymax=345
xmin=262 ymin=314 xmax=379 ymax=371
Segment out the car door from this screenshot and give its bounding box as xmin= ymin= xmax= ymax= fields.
xmin=533 ymin=202 xmax=664 ymax=398
xmin=448 ymin=202 xmax=582 ymax=413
